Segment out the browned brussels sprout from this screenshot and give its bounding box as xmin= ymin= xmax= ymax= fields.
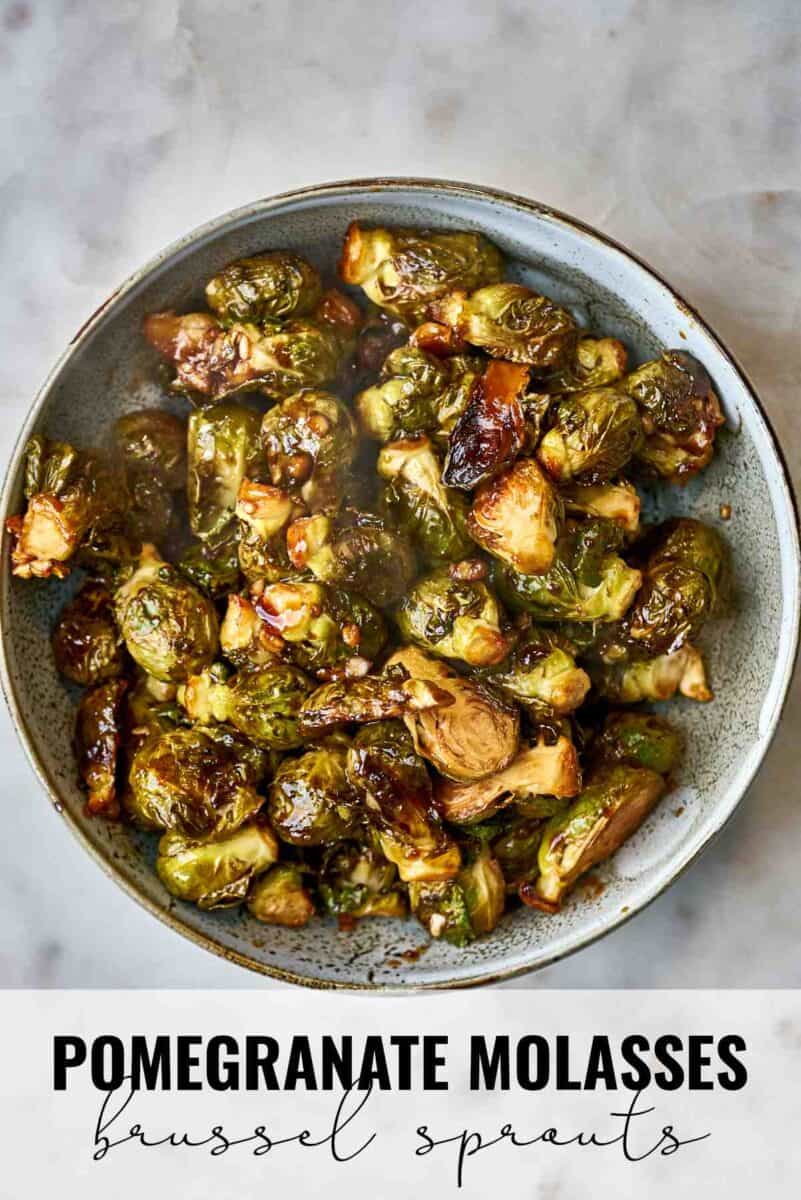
xmin=377 ymin=436 xmax=473 ymax=565
xmin=75 ymin=677 xmax=128 ymax=818
xmin=261 ymin=389 xmax=358 ymax=512
xmin=286 ymin=509 xmax=417 ymax=607
xmin=52 ymin=581 xmax=124 ymax=685
xmin=340 ymin=222 xmax=504 ymax=322
xmin=205 ymin=251 xmax=323 ymax=324
xmin=408 ymin=879 xmax=473 ymax=945
xmin=180 ymin=662 xmax=314 ymax=749
xmin=457 ymin=850 xmax=506 ymax=934
xmin=623 ymin=350 xmax=724 ymax=480
xmin=347 ymin=720 xmax=461 ymax=883
xmin=395 ymin=568 xmax=512 ymax=667
xmin=488 ymin=816 xmax=547 ymax=892
xmin=219 ymin=594 xmax=287 ymax=668
xmin=235 ymin=480 xmax=303 ymax=582
xmin=298 ymin=672 xmax=453 ymax=737
xmin=114 ymin=544 xmax=219 ymax=682
xmin=543 ymin=336 xmax=628 ymax=393
xmin=251 ymin=579 xmax=387 ymax=675
xmin=468 ymin=458 xmax=562 ymax=574
xmin=591 ymin=643 xmax=712 ymax=703
xmin=436 ymin=735 xmax=581 ymax=824
xmin=431 ymin=283 xmax=577 ymax=369
xmin=113 ymin=409 xmax=186 ymax=491
xmin=319 ymin=841 xmax=407 ymax=919
xmin=442 ymin=360 xmax=529 ymax=489
xmin=124 ymin=672 xmax=186 ymax=747
xmin=268 ymin=737 xmax=360 ymax=846
xmin=355 ymin=345 xmax=481 ymax=443
xmin=561 ymin=480 xmax=641 ymax=535
xmin=594 ymin=711 xmax=683 ymax=776
xmin=156 ymin=819 xmax=278 ymax=909
xmin=178 ymin=526 xmax=242 ymax=598
xmin=537 ymin=388 xmax=644 ymax=485
xmin=248 ymin=863 xmax=316 ymax=926
xmin=481 ymin=626 xmax=590 ymax=715
xmin=187 ymin=403 xmax=263 ymax=541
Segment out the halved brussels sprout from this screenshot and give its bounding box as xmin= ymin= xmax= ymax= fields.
xmin=591 ymin=643 xmax=712 ymax=703
xmin=75 ymin=677 xmax=127 ymax=818
xmin=219 ymin=594 xmax=286 ymax=668
xmin=180 ymin=662 xmax=314 ymax=749
xmin=537 ymin=388 xmax=644 ymax=485
xmin=298 ymin=672 xmax=453 ymax=737
xmin=261 ymin=389 xmax=358 ymax=512
xmin=247 ymin=863 xmax=316 ymax=926
xmin=235 ymin=479 xmax=304 ymax=582
xmin=114 ymin=543 xmax=219 ymax=682
xmin=52 ymin=581 xmax=124 ymax=685
xmin=347 ymin=720 xmax=460 ymax=883
xmin=594 ymin=711 xmax=683 ymax=775
xmin=205 ymin=251 xmax=323 ymax=323
xmin=431 ymin=283 xmax=577 ymax=369
xmin=442 ymin=360 xmax=529 ymax=490
xmin=457 ymin=850 xmax=506 ymax=935
xmin=408 ymin=879 xmax=473 ymax=946
xmin=436 ymin=736 xmax=581 ymax=824
xmin=544 ymin=336 xmax=628 ymax=393
xmin=340 ymin=222 xmax=504 ymax=322
xmin=385 ymin=647 xmax=520 ymax=783
xmin=468 ymin=458 xmax=562 ymax=575
xmin=482 ymin=626 xmax=590 ymax=715
xmin=187 ymin=403 xmax=263 ymax=540
xmin=268 ymin=737 xmax=360 ymax=846
xmin=287 ymin=509 xmax=417 ymax=607
xmin=623 ymin=350 xmax=724 ymax=480
xmin=252 ymin=579 xmax=387 ymax=674
xmin=318 ymin=840 xmax=406 ymax=919
xmin=378 ymin=436 xmax=473 ymax=564
xmin=396 ymin=568 xmax=511 ymax=668
xmin=561 ymin=480 xmax=641 ymax=535
xmin=156 ymin=819 xmax=278 ymax=909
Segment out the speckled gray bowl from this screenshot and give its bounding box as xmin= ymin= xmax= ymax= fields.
xmin=1 ymin=179 xmax=799 ymax=989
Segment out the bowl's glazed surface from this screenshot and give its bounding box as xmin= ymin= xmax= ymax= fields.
xmin=1 ymin=179 xmax=798 ymax=988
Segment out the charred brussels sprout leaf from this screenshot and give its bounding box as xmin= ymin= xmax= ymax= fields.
xmin=442 ymin=360 xmax=529 ymax=490
xmin=268 ymin=737 xmax=360 ymax=846
xmin=52 ymin=581 xmax=124 ymax=685
xmin=318 ymin=841 xmax=406 ymax=918
xmin=156 ymin=819 xmax=278 ymax=909
xmin=75 ymin=677 xmax=128 ymax=818
xmin=298 ymin=672 xmax=453 ymax=737
xmin=248 ymin=863 xmax=316 ymax=926
xmin=206 ymin=251 xmax=323 ymax=324
xmin=261 ymin=389 xmax=357 ymax=512
xmin=288 ymin=510 xmax=416 ymax=607
xmin=432 ymin=283 xmax=577 ymax=369
xmin=594 ymin=711 xmax=683 ymax=775
xmin=436 ymin=736 xmax=580 ymax=824
xmin=468 ymin=457 xmax=562 ymax=575
xmin=395 ymin=568 xmax=511 ymax=667
xmin=623 ymin=350 xmax=724 ymax=480
xmin=481 ymin=626 xmax=590 ymax=715
xmin=378 ymin=436 xmax=473 ymax=564
xmin=537 ymin=388 xmax=644 ymax=485
xmin=187 ymin=403 xmax=263 ymax=541
xmin=252 ymin=579 xmax=387 ymax=675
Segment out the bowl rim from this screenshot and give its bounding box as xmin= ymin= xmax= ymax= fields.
xmin=2 ymin=175 xmax=799 ymax=991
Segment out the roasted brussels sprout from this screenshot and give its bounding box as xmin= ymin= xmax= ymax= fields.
xmin=52 ymin=581 xmax=124 ymax=685
xmin=318 ymin=841 xmax=406 ymax=918
xmin=156 ymin=819 xmax=278 ymax=909
xmin=298 ymin=672 xmax=452 ymax=737
xmin=432 ymin=283 xmax=577 ymax=369
xmin=248 ymin=863 xmax=316 ymax=926
xmin=187 ymin=403 xmax=263 ymax=541
xmin=347 ymin=720 xmax=460 ymax=883
xmin=396 ymin=568 xmax=511 ymax=668
xmin=489 ymin=816 xmax=546 ymax=892
xmin=593 ymin=711 xmax=683 ymax=775
xmin=544 ymin=336 xmax=628 ymax=393
xmin=355 ymin=345 xmax=481 ymax=443
xmin=219 ymin=594 xmax=286 ymax=668
xmin=114 ymin=544 xmax=219 ymax=682
xmin=457 ymin=850 xmax=506 ymax=935
xmin=340 ymin=222 xmax=504 ymax=322
xmin=528 ymin=764 xmax=665 ymax=910
xmin=408 ymin=879 xmax=473 ymax=946
xmin=386 ymin=647 xmax=520 ymax=783
xmin=287 ymin=509 xmax=417 ymax=607
xmin=180 ymin=663 xmax=313 ymax=749
xmin=252 ymin=579 xmax=387 ymax=675
xmin=206 ymin=251 xmax=323 ymax=324
xmin=494 ymin=519 xmax=642 ymax=623
xmin=114 ymin=409 xmax=186 ymax=491
xmin=623 ymin=350 xmax=724 ymax=480
xmin=377 ymin=436 xmax=472 ymax=564
xmin=591 ymin=643 xmax=712 ymax=703
xmin=442 ymin=360 xmax=529 ymax=490
xmin=561 ymin=480 xmax=641 ymax=535
xmin=261 ymin=390 xmax=358 ymax=512
xmin=482 ymin=626 xmax=590 ymax=715
xmin=75 ymin=677 xmax=127 ymax=818
xmin=124 ymin=672 xmax=186 ymax=745
xmin=178 ymin=526 xmax=242 ymax=598
xmin=235 ymin=480 xmax=303 ymax=582
xmin=537 ymin=388 xmax=644 ymax=485
xmin=468 ymin=458 xmax=561 ymax=574
xmin=436 ymin=735 xmax=580 ymax=824
xmin=268 ymin=737 xmax=360 ymax=845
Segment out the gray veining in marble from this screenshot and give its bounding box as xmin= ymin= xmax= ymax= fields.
xmin=1 ymin=0 xmax=799 ymax=987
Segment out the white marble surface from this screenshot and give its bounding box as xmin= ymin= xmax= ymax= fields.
xmin=1 ymin=0 xmax=799 ymax=988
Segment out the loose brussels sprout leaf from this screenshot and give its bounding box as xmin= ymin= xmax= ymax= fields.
xmin=235 ymin=479 xmax=304 ymax=582
xmin=340 ymin=222 xmax=504 ymax=323
xmin=530 ymin=764 xmax=665 ymax=910
xmin=187 ymin=402 xmax=263 ymax=541
xmin=561 ymin=480 xmax=641 ymax=535
xmin=378 ymin=436 xmax=473 ymax=565
xmin=468 ymin=458 xmax=562 ymax=575
xmin=543 ymin=336 xmax=628 ymax=393
xmin=408 ymin=879 xmax=474 ymax=946
xmin=591 ymin=643 xmax=712 ymax=703
xmin=432 ymin=283 xmax=577 ymax=369
xmin=396 ymin=568 xmax=511 ymax=668
xmin=287 ymin=509 xmax=417 ymax=607
xmin=113 ymin=409 xmax=186 ymax=492
xmin=205 ymin=251 xmax=323 ymax=324
xmin=298 ymin=672 xmax=453 ymax=737
xmin=189 ymin=662 xmax=314 ymax=749
xmin=482 ymin=626 xmax=590 ymax=715
xmin=537 ymin=388 xmax=644 ymax=485
xmin=126 ymin=724 xmax=269 ymax=837
xmin=261 ymin=390 xmax=358 ymax=512
xmin=75 ymin=677 xmax=127 ymax=818
xmin=436 ymin=736 xmax=580 ymax=824
xmin=178 ymin=526 xmax=242 ymax=599
xmin=442 ymin=360 xmax=529 ymax=490
xmin=114 ymin=543 xmax=219 ymax=682
xmin=52 ymin=581 xmax=124 ymax=685
xmin=156 ymin=819 xmax=278 ymax=909
xmin=623 ymin=350 xmax=724 ymax=480
xmin=253 ymin=579 xmax=387 ymax=674
xmin=220 ymin=594 xmax=286 ymax=668
xmin=493 ymin=519 xmax=642 ymax=623
xmin=489 ymin=816 xmax=546 ymax=891
xmin=458 ymin=850 xmax=506 ymax=935
xmin=247 ymin=863 xmax=316 ymax=926
xmin=594 ymin=711 xmax=683 ymax=775
xmin=385 ymin=647 xmax=520 ymax=783
xmin=347 ymin=721 xmax=460 ymax=883
xmin=268 ymin=737 xmax=360 ymax=846
xmin=318 ymin=840 xmax=406 ymax=918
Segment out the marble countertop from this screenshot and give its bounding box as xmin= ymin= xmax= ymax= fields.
xmin=2 ymin=0 xmax=799 ymax=988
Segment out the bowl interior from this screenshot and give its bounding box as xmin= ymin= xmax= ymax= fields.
xmin=2 ymin=181 xmax=798 ymax=988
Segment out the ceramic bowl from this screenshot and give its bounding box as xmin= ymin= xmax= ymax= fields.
xmin=1 ymin=179 xmax=798 ymax=989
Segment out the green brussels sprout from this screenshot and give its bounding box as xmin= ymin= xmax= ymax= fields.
xmin=354 ymin=345 xmax=482 ymax=443
xmin=493 ymin=519 xmax=642 ymax=623
xmin=481 ymin=626 xmax=590 ymax=716
xmin=543 ymin=336 xmax=628 ymax=393
xmin=623 ymin=350 xmax=724 ymax=480
xmin=219 ymin=594 xmax=286 ymax=669
xmin=442 ymin=360 xmax=529 ymax=490
xmin=408 ymin=879 xmax=474 ymax=946
xmin=340 ymin=222 xmax=504 ymax=322
xmin=561 ymin=480 xmax=641 ymax=536
xmin=347 ymin=720 xmax=461 ymax=882
xmin=594 ymin=711 xmax=683 ymax=775
xmin=260 ymin=389 xmax=358 ymax=511
xmin=432 ymin=283 xmax=577 ymax=369
xmin=287 ymin=509 xmax=417 ymax=607
xmin=591 ymin=643 xmax=712 ymax=704
xmin=529 ymin=764 xmax=665 ymax=910
xmin=395 ymin=568 xmax=512 ymax=668
xmin=113 ymin=409 xmax=186 ymax=491
xmin=178 ymin=526 xmax=242 ymax=598
xmin=268 ymin=737 xmax=360 ymax=846
xmin=457 ymin=849 xmax=506 ymax=935
xmin=319 ymin=841 xmax=406 ymax=918
xmin=126 ymin=724 xmax=267 ymax=837
xmin=114 ymin=544 xmax=219 ymax=682
xmin=536 ymin=388 xmax=644 ymax=485
xmin=298 ymin=671 xmax=453 ymax=737
xmin=489 ymin=816 xmax=547 ymax=891
xmin=124 ymin=671 xmax=186 ymax=746
xmin=205 ymin=251 xmax=323 ymax=323
xmin=467 ymin=457 xmax=562 ymax=575
xmin=252 ymin=579 xmax=387 ymax=674
xmin=75 ymin=677 xmax=127 ymax=818
xmin=235 ymin=480 xmax=304 ymax=582
xmin=436 ymin=735 xmax=580 ymax=824
xmin=187 ymin=402 xmax=263 ymax=540
xmin=182 ymin=662 xmax=314 ymax=749
xmin=52 ymin=581 xmax=124 ymax=685
xmin=377 ymin=436 xmax=472 ymax=564
xmin=247 ymin=863 xmax=316 ymax=926
xmin=156 ymin=819 xmax=278 ymax=909
xmin=385 ymin=647 xmax=520 ymax=784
